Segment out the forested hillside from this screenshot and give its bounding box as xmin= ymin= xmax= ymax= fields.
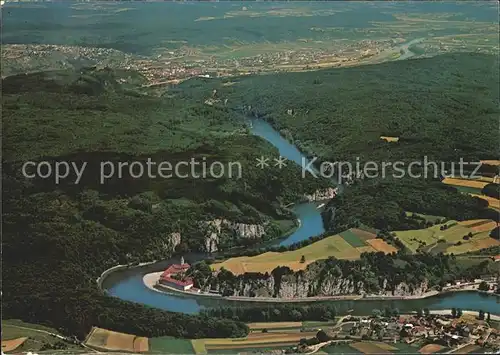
xmin=196 ymin=53 xmax=499 ymax=231
xmin=2 ymin=68 xmax=327 ymax=338
xmin=214 ymin=53 xmax=499 ymax=163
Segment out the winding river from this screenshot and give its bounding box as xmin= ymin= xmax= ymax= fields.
xmin=103 ymin=119 xmax=500 ymax=315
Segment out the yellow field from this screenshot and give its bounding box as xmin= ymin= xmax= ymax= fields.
xmin=442 ymin=178 xmax=489 ymax=189
xmin=356 ymin=246 xmax=377 ymax=253
xmin=212 ymin=233 xmax=362 ymax=275
xmin=478 ymin=176 xmax=495 ymax=183
xmin=480 ymin=160 xmax=500 ymax=166
xmin=470 ymin=194 xmax=500 ymax=209
xmin=366 ymin=239 xmax=398 ymax=253
xmin=247 ymin=322 xmax=302 ymax=330
xmin=395 ymin=219 xmax=499 ymax=254
xmin=84 ymin=327 xmax=148 ymax=353
xmin=380 ymin=136 xmax=399 ymax=142
xmin=2 ymin=337 xmax=28 ymax=353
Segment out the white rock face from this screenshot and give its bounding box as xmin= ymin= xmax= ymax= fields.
xmin=304 ymin=187 xmax=338 ymax=202
xmin=203 ymin=219 xmax=266 ymax=253
xmin=168 ymin=232 xmax=181 ymax=250
xmin=160 ymin=232 xmax=182 ymax=252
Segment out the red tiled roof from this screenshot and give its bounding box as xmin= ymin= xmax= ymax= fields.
xmin=160 ymin=275 xmax=193 ymax=287
xmin=163 ymin=263 xmax=190 ymax=276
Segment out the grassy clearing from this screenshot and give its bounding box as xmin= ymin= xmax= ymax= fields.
xmin=405 ymin=211 xmax=445 ymax=223
xmin=150 ymin=337 xmax=194 ymax=354
xmin=453 ymin=185 xmax=485 ymax=195
xmin=395 ymin=219 xmax=499 ymax=254
xmin=419 ymin=343 xmax=446 ymax=353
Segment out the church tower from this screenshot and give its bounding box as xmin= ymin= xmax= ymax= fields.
xmin=180 ymin=256 xmax=185 ymax=265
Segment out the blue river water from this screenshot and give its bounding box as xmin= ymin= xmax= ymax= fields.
xmin=104 ymin=119 xmax=500 ymax=315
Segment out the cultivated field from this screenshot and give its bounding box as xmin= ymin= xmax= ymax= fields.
xmin=366 ymin=239 xmax=398 ymax=253
xmin=85 ymin=327 xmax=148 ymax=353
xmin=150 ymin=337 xmax=194 ymax=354
xmin=200 ymin=331 xmax=317 ymax=351
xmin=395 ymin=219 xmax=499 ymax=254
xmin=2 ymin=319 xmax=82 ymax=353
xmin=212 ymin=229 xmax=395 ymax=275
xmin=247 ymin=322 xmax=303 ymax=330
xmin=2 ymin=337 xmax=28 ymax=353
xmin=350 ymin=341 xmax=397 ymax=353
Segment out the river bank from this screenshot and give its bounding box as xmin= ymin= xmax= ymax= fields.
xmin=428 ymin=310 xmax=500 ymax=321
xmin=142 ymin=271 xmax=499 ymax=304
xmin=102 ymin=119 xmax=500 ymax=316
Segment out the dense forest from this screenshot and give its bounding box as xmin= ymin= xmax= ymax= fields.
xmin=2 ymin=68 xmax=326 ymax=338
xmin=196 ymin=53 xmax=499 ymax=232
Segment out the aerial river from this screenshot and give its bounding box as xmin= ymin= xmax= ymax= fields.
xmin=103 ymin=119 xmax=499 ymax=315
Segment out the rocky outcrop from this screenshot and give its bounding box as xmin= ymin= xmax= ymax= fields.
xmin=160 ymin=232 xmax=182 ymax=252
xmin=168 ymin=232 xmax=181 ymax=250
xmin=304 ymin=187 xmax=338 ymax=202
xmin=202 ymin=219 xmax=266 ymax=253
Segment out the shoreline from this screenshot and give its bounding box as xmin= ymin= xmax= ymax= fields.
xmin=142 ymin=271 xmax=500 ymax=304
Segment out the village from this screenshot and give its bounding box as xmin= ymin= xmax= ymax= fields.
xmin=292 ymin=310 xmax=500 ymax=354
xmin=1 ymin=38 xmax=401 ymax=86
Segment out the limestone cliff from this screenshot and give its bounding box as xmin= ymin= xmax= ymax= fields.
xmin=211 ymin=267 xmax=430 ymax=298
xmin=160 ymin=232 xmax=182 ymax=252
xmin=202 ymin=219 xmax=266 ymax=253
